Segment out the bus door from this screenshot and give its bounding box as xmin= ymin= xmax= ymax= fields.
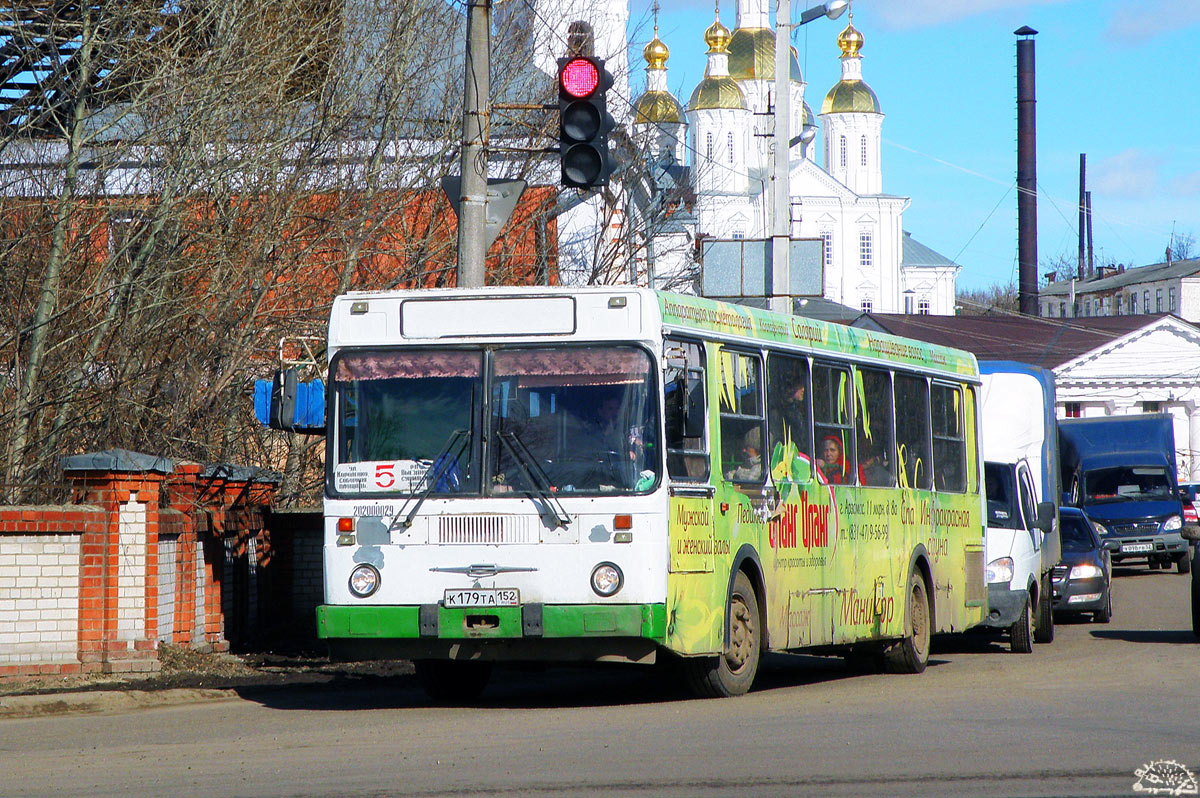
xmin=663 ymin=338 xmax=721 ymax=654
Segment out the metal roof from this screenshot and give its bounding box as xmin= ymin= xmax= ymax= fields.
xmin=848 ymin=312 xmax=1178 ymax=369
xmin=901 ymin=231 xmax=960 ymax=269
xmin=1041 ymin=257 xmax=1200 ymax=297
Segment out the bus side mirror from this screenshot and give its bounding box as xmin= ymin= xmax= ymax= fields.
xmin=254 ymin=369 xmax=325 ymax=435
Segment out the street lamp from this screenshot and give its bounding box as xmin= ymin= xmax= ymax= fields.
xmin=798 ymin=0 xmax=848 ymax=26
xmin=769 ymin=0 xmax=847 ymax=313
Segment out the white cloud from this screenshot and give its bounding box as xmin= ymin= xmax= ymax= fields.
xmin=1169 ymin=170 xmax=1200 ymax=197
xmin=1092 ymin=149 xmax=1162 ymax=198
xmin=1104 ymin=0 xmax=1200 ymax=45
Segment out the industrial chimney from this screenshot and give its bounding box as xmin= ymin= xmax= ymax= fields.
xmin=1016 ymin=26 xmax=1038 ymax=315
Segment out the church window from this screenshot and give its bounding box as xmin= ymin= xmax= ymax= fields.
xmin=839 ymin=136 xmax=847 ymax=168
xmin=918 ymin=298 xmax=930 ymax=315
xmin=732 ymin=231 xmax=745 ymax=240
xmin=1170 ymin=286 xmax=1176 ymax=312
xmin=1064 ymin=403 xmax=1081 ymax=418
xmin=821 ymin=231 xmax=833 ymax=267
xmin=859 ymin=233 xmax=872 ymax=269
xmin=860 ymin=136 xmax=868 ymax=167
xmin=1143 ymin=290 xmax=1150 ymax=313
xmin=1128 ymin=294 xmax=1135 ymax=314
xmin=1142 ymin=401 xmax=1162 ymax=413
xmin=706 ymin=133 xmax=713 ymax=164
xmin=727 ymin=132 xmax=735 ymax=163
xmin=861 ymin=298 xmax=873 ymax=313
xmin=1156 ymin=288 xmax=1163 ymax=312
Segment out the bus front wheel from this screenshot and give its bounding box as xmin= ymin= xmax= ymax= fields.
xmin=415 ymin=660 xmax=493 ymax=703
xmin=883 ymin=570 xmax=931 ymax=674
xmin=684 ymin=571 xmax=761 ymax=698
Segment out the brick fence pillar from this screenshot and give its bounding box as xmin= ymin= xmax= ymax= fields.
xmin=62 ymin=449 xmax=172 ymax=674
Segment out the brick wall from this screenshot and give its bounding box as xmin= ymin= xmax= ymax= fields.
xmin=0 ymin=449 xmax=316 ymax=682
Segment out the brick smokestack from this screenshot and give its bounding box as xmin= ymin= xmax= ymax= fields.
xmin=1016 ymin=26 xmax=1038 ymax=315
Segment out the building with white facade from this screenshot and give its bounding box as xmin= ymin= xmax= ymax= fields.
xmin=513 ymin=0 xmax=961 ymax=313
xmin=1039 ymin=257 xmax=1200 ymax=322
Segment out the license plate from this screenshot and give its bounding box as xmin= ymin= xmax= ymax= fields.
xmin=1121 ymin=542 xmax=1153 ymax=553
xmin=443 ymin=588 xmax=519 ymax=608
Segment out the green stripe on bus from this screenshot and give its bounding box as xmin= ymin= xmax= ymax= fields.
xmin=316 ymin=604 xmax=667 ymax=640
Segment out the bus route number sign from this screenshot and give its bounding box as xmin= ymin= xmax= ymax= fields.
xmin=443 ymin=588 xmax=520 ymax=608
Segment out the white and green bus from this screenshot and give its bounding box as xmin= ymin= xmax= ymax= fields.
xmin=316 ymin=286 xmax=987 ymax=699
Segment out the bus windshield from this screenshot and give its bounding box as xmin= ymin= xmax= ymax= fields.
xmin=331 ymin=345 xmax=658 ymax=497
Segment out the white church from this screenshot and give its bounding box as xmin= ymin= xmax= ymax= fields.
xmin=511 ymin=0 xmax=961 ymax=315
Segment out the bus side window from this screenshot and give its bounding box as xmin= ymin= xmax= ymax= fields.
xmin=664 ymin=339 xmax=710 ymax=481
xmin=894 ymin=374 xmax=932 ymax=490
xmin=766 ymin=353 xmax=813 ymax=483
xmin=854 ymin=367 xmax=896 ymax=487
xmin=813 ymin=362 xmax=855 ymax=485
xmin=719 ymin=349 xmax=765 ymax=485
xmin=964 ymin=385 xmax=980 ymax=494
xmin=932 ymin=382 xmax=966 ymax=493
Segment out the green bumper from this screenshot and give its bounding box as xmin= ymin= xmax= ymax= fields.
xmin=317 ymin=603 xmax=667 ymax=641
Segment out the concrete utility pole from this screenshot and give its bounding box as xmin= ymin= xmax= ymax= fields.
xmin=770 ymin=2 xmax=846 ymax=314
xmin=457 ymin=0 xmax=491 ymax=288
xmin=769 ymin=0 xmax=792 ymax=315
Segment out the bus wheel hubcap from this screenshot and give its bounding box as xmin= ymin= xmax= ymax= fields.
xmin=725 ymin=597 xmax=754 ymax=672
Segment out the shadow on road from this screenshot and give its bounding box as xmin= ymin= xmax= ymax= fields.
xmin=233 ymin=649 xmax=928 ymax=712
xmin=1088 ymin=629 xmax=1198 ymax=645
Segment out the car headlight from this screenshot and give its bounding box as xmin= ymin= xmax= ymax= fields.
xmin=590 ymin=562 xmax=624 ymax=597
xmin=1092 ymin=521 xmax=1110 ymax=537
xmin=1069 ymin=563 xmax=1104 ymax=580
xmin=986 ymin=557 xmax=1014 ymax=585
xmin=349 ymin=564 xmax=380 ymax=598
xmin=1162 ymin=514 xmax=1183 ymax=532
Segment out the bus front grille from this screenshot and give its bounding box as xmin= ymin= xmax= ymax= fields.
xmin=437 ymin=515 xmax=533 ymax=544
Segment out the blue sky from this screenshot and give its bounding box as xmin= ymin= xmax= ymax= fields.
xmin=625 ymin=0 xmax=1200 ymax=291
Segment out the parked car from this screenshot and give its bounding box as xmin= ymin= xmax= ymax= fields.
xmin=1181 ymin=490 xmax=1199 ymax=526
xmin=1051 ymin=507 xmax=1112 ymax=622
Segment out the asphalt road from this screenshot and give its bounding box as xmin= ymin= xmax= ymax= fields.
xmin=1 ymin=566 xmax=1197 ymax=798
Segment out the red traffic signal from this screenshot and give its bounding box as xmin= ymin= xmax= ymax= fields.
xmin=559 ymin=57 xmax=600 ymax=98
xmin=557 ymin=56 xmax=613 ymax=188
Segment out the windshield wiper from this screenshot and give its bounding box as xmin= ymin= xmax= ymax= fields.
xmin=497 ymin=430 xmax=571 ymax=529
xmin=392 ymin=429 xmax=469 ymax=531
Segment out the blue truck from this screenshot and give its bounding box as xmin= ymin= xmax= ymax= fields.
xmin=1058 ymin=414 xmax=1189 ymax=573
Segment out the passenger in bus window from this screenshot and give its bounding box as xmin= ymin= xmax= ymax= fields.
xmin=817 ymin=435 xmax=848 ymax=484
xmin=857 ymin=440 xmax=892 ymax=487
xmin=725 ymin=427 xmax=763 ymax=482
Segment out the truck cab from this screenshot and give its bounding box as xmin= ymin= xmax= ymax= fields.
xmin=1059 ymin=415 xmax=1189 ymax=573
xmin=983 ymin=460 xmax=1056 ymax=651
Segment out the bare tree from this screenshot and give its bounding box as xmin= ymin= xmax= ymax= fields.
xmin=0 ymin=0 xmax=560 ymax=504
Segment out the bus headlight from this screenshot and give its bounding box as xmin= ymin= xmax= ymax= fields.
xmin=590 ymin=562 xmax=623 ymax=597
xmin=349 ymin=564 xmax=380 ymax=598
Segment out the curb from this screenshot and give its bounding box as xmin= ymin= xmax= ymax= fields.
xmin=0 ymin=687 xmax=241 ymax=719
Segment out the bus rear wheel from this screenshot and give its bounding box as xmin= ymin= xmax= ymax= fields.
xmin=684 ymin=571 xmax=761 ymax=698
xmin=883 ymin=570 xmax=931 ymax=674
xmin=415 ymin=660 xmax=493 ymax=704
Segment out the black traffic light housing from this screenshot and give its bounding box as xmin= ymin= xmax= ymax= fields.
xmin=557 ymin=56 xmax=614 ymax=188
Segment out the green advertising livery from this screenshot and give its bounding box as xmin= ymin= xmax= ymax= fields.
xmin=314 ymin=287 xmax=987 ymax=700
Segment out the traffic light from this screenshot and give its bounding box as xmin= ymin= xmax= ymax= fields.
xmin=557 ymin=56 xmax=613 ymax=188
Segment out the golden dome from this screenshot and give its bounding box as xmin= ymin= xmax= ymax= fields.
xmin=689 ymin=76 xmax=746 ymax=111
xmin=634 ymin=90 xmax=683 ymax=124
xmin=704 ymin=18 xmax=732 ymax=53
xmin=727 ymin=27 xmax=803 ymax=83
xmin=644 ymin=35 xmax=670 ymax=70
xmin=821 ymin=79 xmax=880 ymax=114
xmin=837 ymin=17 xmax=865 ymax=58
